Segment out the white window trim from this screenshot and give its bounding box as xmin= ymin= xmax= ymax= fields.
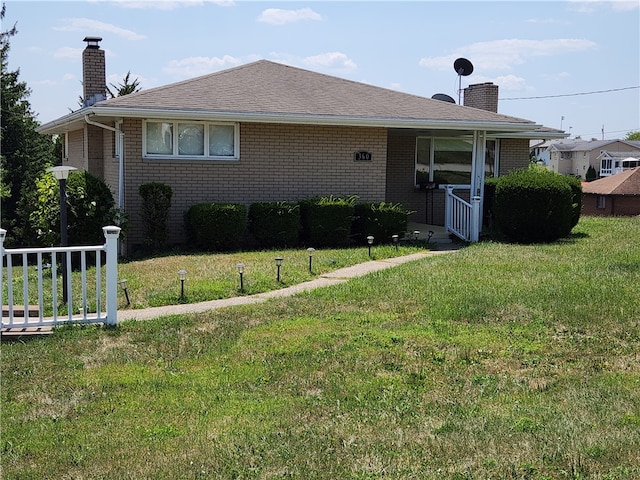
xmin=143 ymin=120 xmax=240 ymax=161
xmin=415 ymin=136 xmax=500 ymax=184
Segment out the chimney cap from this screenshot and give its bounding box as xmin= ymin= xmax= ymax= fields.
xmin=83 ymin=36 xmax=102 ymax=48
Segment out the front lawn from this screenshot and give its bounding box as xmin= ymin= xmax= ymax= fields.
xmin=2 ymin=216 xmax=639 ymax=479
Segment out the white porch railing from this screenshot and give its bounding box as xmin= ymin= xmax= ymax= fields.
xmin=443 ymin=185 xmax=481 ymax=242
xmin=1 ymin=226 xmax=121 ymax=329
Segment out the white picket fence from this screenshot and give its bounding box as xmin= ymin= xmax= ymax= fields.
xmin=1 ymin=226 xmax=121 ymax=329
xmin=443 ymin=185 xmax=481 ymax=243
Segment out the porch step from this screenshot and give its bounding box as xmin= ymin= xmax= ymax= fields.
xmin=1 ymin=326 xmax=54 ymax=338
xmin=2 ymin=305 xmax=40 ymax=318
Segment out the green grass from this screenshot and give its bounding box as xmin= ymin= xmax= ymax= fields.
xmin=2 ymin=243 xmax=428 ymax=313
xmin=2 ymin=216 xmax=640 ymax=479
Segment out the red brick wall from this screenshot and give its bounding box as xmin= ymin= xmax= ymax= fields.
xmin=82 ymin=46 xmax=106 ymax=105
xmin=583 ymin=193 xmax=640 ymax=216
xmin=120 ymin=121 xmax=388 ymax=248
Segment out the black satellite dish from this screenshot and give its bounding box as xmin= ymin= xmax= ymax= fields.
xmin=431 ymin=93 xmax=456 ymax=104
xmin=453 ymin=57 xmax=474 ymax=104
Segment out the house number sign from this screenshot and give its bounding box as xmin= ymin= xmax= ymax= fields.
xmin=354 ymin=151 xmax=372 ymax=161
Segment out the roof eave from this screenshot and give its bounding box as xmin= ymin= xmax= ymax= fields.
xmin=38 ymin=105 xmax=543 ymax=135
xmin=36 ymin=108 xmax=90 ymax=134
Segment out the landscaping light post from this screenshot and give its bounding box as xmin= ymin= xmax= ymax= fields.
xmin=178 ymin=269 xmax=187 ymax=299
xmin=275 ymin=257 xmax=283 ymax=283
xmin=392 ymin=234 xmax=399 ymax=251
xmin=48 ymin=166 xmax=77 ymax=303
xmin=427 ymin=230 xmax=434 ymax=243
xmin=307 ymin=248 xmax=315 ymax=274
xmin=237 ymin=263 xmax=245 ymax=292
xmin=413 ymin=230 xmax=420 ymax=242
xmin=118 ymin=279 xmax=130 ymax=306
xmin=367 ymin=235 xmax=374 ymax=258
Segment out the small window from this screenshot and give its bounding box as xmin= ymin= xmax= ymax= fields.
xmin=144 ymin=120 xmax=238 ymax=160
xmin=597 ymin=196 xmax=606 ymax=209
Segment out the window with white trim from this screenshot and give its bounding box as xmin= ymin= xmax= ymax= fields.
xmin=415 ymin=137 xmax=499 ymax=186
xmin=143 ymin=120 xmax=239 ymax=160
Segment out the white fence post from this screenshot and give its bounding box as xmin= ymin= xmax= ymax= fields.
xmin=470 ymin=196 xmax=481 ymax=243
xmin=0 ymin=229 xmax=5 ymax=319
xmin=103 ymin=226 xmax=121 ymax=326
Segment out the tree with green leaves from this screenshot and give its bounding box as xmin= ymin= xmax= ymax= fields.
xmin=1 ymin=3 xmax=57 ymax=246
xmin=624 ymin=131 xmax=640 ymax=141
xmin=107 ymin=71 xmax=141 ymax=98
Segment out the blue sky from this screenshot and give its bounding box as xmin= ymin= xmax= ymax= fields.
xmin=5 ymin=0 xmax=640 ymax=139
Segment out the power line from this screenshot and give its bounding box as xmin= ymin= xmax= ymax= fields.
xmin=500 ymin=86 xmax=640 ymax=101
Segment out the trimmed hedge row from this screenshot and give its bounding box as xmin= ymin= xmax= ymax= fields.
xmin=184 ymin=197 xmax=412 ymax=251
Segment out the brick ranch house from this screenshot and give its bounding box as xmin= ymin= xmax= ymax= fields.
xmin=37 ymin=37 xmax=566 ymax=252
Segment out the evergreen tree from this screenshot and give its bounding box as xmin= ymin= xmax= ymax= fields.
xmin=107 ymin=71 xmax=141 ymax=98
xmin=1 ymin=4 xmax=57 ymax=246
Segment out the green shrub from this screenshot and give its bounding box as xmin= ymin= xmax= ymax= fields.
xmin=248 ymin=202 xmax=300 ymax=248
xmin=300 ymin=195 xmax=357 ymax=247
xmin=483 ymin=177 xmax=499 ymax=229
xmin=30 ymin=170 xmax=124 ymax=246
xmin=184 ymin=203 xmax=246 ymax=251
xmin=139 ymin=182 xmax=172 ymax=252
xmin=493 ymin=167 xmax=579 ymax=243
xmin=565 ymin=175 xmax=583 ymax=230
xmin=585 ymin=165 xmax=597 ymax=182
xmin=351 ymin=202 xmax=411 ymax=244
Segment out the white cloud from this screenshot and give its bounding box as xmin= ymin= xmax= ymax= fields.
xmin=54 ymin=47 xmax=83 ymax=60
xmin=55 ymin=18 xmax=146 ymax=40
xmin=163 ymin=55 xmax=243 ymax=78
xmin=258 ymin=8 xmax=322 ymax=25
xmin=302 ymin=52 xmax=357 ymax=72
xmin=526 ymin=17 xmax=565 ymax=24
xmin=419 ymin=38 xmax=596 ymax=72
xmin=110 ymin=0 xmax=235 ymax=10
xmin=494 ymin=74 xmax=528 ymax=91
xmin=567 ymin=0 xmax=638 ymax=13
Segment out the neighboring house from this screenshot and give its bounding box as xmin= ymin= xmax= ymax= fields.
xmin=37 ymin=37 xmax=565 ymax=252
xmin=582 ymin=167 xmax=640 ymax=216
xmin=531 ymin=139 xmax=553 ymax=165
xmin=597 ymin=151 xmax=640 ymax=177
xmin=546 ymin=139 xmax=640 ymax=179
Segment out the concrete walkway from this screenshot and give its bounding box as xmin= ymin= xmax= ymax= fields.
xmin=118 ymin=248 xmax=460 ymax=322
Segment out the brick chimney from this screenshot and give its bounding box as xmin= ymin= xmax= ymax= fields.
xmin=463 ymin=82 xmax=499 ymax=113
xmin=82 ymin=36 xmax=106 ymax=107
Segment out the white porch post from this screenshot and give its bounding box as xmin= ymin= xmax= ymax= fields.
xmin=471 ymin=131 xmax=487 ymax=235
xmin=470 ymin=196 xmax=481 ymax=242
xmin=103 ymin=225 xmax=121 ymax=326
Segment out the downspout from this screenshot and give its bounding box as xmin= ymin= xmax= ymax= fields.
xmin=84 ymin=115 xmax=125 ymax=212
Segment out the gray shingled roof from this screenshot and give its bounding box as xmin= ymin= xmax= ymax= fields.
xmin=95 ymin=60 xmax=534 ymax=126
xmin=583 ymin=167 xmax=640 ymax=195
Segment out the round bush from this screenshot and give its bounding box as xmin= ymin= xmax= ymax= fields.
xmin=493 ymin=167 xmax=578 ymax=243
xmin=31 ymin=170 xmax=121 ymax=246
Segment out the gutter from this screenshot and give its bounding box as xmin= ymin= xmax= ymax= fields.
xmin=84 ymin=115 xmax=125 ymax=213
xmin=73 ymin=106 xmax=542 ymax=134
